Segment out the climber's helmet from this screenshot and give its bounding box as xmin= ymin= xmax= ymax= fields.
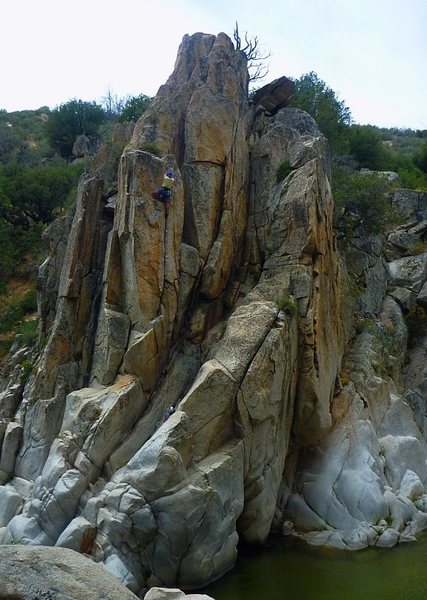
xmin=166 ymin=170 xmax=174 ymax=178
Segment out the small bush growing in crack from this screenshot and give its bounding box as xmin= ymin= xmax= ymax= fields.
xmin=278 ymin=295 xmax=298 ymax=317
xmin=276 ymin=160 xmax=292 ymax=182
xmin=141 ymin=142 xmax=162 ymax=157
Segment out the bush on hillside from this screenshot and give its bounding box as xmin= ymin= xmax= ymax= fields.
xmin=44 ymin=99 xmax=106 ymax=158
xmin=290 ymin=71 xmax=352 ymax=154
xmin=118 ymin=94 xmax=152 ymax=123
xmin=0 ymin=161 xmax=83 ymax=223
xmin=333 ymin=166 xmax=397 ymax=236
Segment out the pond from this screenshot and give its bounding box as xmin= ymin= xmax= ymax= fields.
xmin=203 ymin=535 xmax=427 ymax=600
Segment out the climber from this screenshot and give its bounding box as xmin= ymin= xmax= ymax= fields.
xmin=154 ymin=169 xmax=175 ymax=204
xmin=162 ymin=406 xmax=175 ymax=422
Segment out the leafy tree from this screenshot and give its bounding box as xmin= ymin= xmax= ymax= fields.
xmin=0 ymin=161 xmax=83 ymax=223
xmin=44 ymin=99 xmax=106 ymax=157
xmin=413 ymin=141 xmax=427 ymax=173
xmin=333 ymin=165 xmax=396 ymax=236
xmin=290 ymin=72 xmax=352 ymax=153
xmin=0 ymin=220 xmax=17 ymax=274
xmin=0 ymin=127 xmax=23 ymax=164
xmin=118 ymin=94 xmax=152 ymax=123
xmin=348 ymin=125 xmax=388 ymax=170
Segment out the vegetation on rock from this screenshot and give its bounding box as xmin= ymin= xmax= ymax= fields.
xmin=290 ymin=71 xmax=352 ymax=154
xmin=332 ymin=166 xmax=398 ymax=236
xmin=0 ymin=92 xmax=152 ymax=355
xmin=290 ymin=71 xmax=427 ymax=192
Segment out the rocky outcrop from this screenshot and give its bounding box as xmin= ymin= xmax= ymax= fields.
xmin=1 ymin=30 xmax=427 ymax=596
xmin=278 ymin=189 xmax=427 ymax=550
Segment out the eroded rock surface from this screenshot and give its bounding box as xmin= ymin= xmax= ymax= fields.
xmin=1 ymin=31 xmax=427 ymax=596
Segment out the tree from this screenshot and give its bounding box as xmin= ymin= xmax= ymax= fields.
xmin=333 ymin=165 xmax=395 ymax=236
xmin=290 ymin=72 xmax=351 ymax=153
xmin=414 ymin=141 xmax=427 ymax=173
xmin=118 ymin=94 xmax=152 ymax=123
xmin=348 ymin=125 xmax=387 ymax=170
xmin=0 ymin=127 xmax=31 ymax=165
xmin=0 ymin=161 xmax=83 ymax=223
xmin=44 ymin=99 xmax=106 ymax=158
xmin=233 ymin=22 xmax=270 ymax=84
xmin=101 ymin=87 xmax=125 ymax=120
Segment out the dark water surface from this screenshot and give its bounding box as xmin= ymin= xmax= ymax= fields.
xmin=204 ymin=535 xmax=427 ymax=600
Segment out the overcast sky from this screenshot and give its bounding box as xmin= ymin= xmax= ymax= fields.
xmin=2 ymin=0 xmax=426 ymax=129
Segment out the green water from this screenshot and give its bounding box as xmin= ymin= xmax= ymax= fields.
xmin=204 ymin=535 xmax=427 ymax=600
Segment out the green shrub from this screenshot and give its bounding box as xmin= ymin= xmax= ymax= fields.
xmin=141 ymin=143 xmax=162 ymax=157
xmin=0 ymin=304 xmax=25 ymax=334
xmin=333 ymin=166 xmax=398 ymax=236
xmin=0 ymin=288 xmax=37 ymax=334
xmin=19 ymin=289 xmax=37 ymax=313
xmin=44 ymin=99 xmax=106 ymax=158
xmin=356 ymin=316 xmax=376 ymax=334
xmin=19 ymin=318 xmax=38 ymax=347
xmin=0 ymin=337 xmax=14 ymax=359
xmin=0 ymin=280 xmax=8 ymax=296
xmin=118 ymin=94 xmax=152 ymax=123
xmin=349 ymin=125 xmax=388 ymax=170
xmin=276 ymin=160 xmax=292 ymax=182
xmin=289 ymin=71 xmax=351 ymax=154
xmin=278 ymin=295 xmax=298 ymax=317
xmin=20 ymin=358 xmax=34 ymax=382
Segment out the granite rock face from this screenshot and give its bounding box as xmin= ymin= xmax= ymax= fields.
xmin=1 ymin=31 xmax=427 ymax=595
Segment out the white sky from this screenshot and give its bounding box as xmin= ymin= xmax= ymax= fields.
xmin=1 ymin=0 xmax=426 ymax=129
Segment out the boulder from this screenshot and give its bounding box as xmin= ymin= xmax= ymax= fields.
xmin=360 ymin=169 xmax=401 ymax=185
xmin=389 ymin=287 xmax=417 ymax=311
xmin=391 ymin=189 xmax=427 ymax=222
xmin=0 ymin=545 xmax=139 ymax=599
xmin=252 ymin=76 xmax=295 ymax=114
xmin=72 ymin=134 xmax=91 ymax=158
xmin=388 ymin=253 xmax=427 ymax=292
xmin=146 ymin=588 xmax=214 ymax=600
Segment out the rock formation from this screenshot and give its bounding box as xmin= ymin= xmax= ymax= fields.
xmin=0 ymin=31 xmax=427 ymax=596
xmin=0 ymin=545 xmax=212 ymax=600
xmin=0 ymin=545 xmax=140 ymax=599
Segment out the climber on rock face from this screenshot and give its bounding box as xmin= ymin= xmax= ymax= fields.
xmin=154 ymin=169 xmax=175 ymax=204
xmin=162 ymin=406 xmax=175 ymax=422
